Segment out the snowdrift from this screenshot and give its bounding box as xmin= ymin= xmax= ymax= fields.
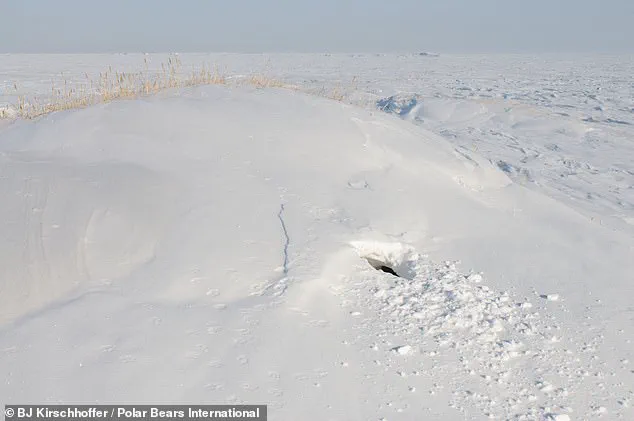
xmin=376 ymin=93 xmax=634 ymax=233
xmin=0 ymin=86 xmax=632 ymax=420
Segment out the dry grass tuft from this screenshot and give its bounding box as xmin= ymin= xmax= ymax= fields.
xmin=3 ymin=55 xmax=307 ymax=120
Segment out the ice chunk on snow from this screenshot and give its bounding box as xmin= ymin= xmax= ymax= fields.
xmin=547 ymin=415 xmax=571 ymax=421
xmin=392 ymin=345 xmax=413 ymax=356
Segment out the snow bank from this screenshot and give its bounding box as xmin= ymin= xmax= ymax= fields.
xmin=0 ymin=86 xmax=632 ymax=420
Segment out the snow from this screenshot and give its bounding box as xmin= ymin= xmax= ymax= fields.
xmin=0 ymin=105 xmax=17 ymax=119
xmin=1 ymin=54 xmax=634 ymax=420
xmin=391 ymin=346 xmax=413 ymax=356
xmin=548 ymin=415 xmax=571 ymax=421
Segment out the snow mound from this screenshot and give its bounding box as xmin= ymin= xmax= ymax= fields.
xmin=0 ymin=85 xmax=632 ymax=420
xmin=0 ymin=86 xmax=512 ymax=325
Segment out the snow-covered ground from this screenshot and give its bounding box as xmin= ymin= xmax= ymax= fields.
xmin=1 ymin=54 xmax=633 ymax=420
xmin=2 ymin=53 xmax=633 ymax=230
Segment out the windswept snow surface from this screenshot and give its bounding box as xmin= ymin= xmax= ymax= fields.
xmin=0 ymin=57 xmax=633 ymax=420
xmin=2 ymin=53 xmax=633 ymax=232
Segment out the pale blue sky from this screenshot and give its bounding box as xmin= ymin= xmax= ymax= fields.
xmin=1 ymin=0 xmax=632 ymax=53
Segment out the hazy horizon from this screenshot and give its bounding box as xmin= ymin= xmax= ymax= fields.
xmin=1 ymin=0 xmax=633 ymax=54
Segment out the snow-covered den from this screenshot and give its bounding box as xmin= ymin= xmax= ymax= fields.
xmin=1 ymin=55 xmax=633 ymax=420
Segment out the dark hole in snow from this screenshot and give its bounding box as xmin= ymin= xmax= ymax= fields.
xmin=365 ymin=257 xmax=401 ymax=278
xmin=378 ymin=265 xmax=399 ymax=277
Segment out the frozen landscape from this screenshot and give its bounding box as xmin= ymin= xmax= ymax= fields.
xmin=1 ymin=53 xmax=633 ymax=420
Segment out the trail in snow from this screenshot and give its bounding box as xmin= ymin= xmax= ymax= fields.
xmin=277 ymin=204 xmax=290 ymax=276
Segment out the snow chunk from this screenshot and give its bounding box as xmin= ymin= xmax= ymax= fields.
xmin=376 ymin=94 xmax=422 ymax=118
xmin=391 ymin=345 xmax=413 ymax=356
xmin=547 ymin=414 xmax=571 ymax=421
